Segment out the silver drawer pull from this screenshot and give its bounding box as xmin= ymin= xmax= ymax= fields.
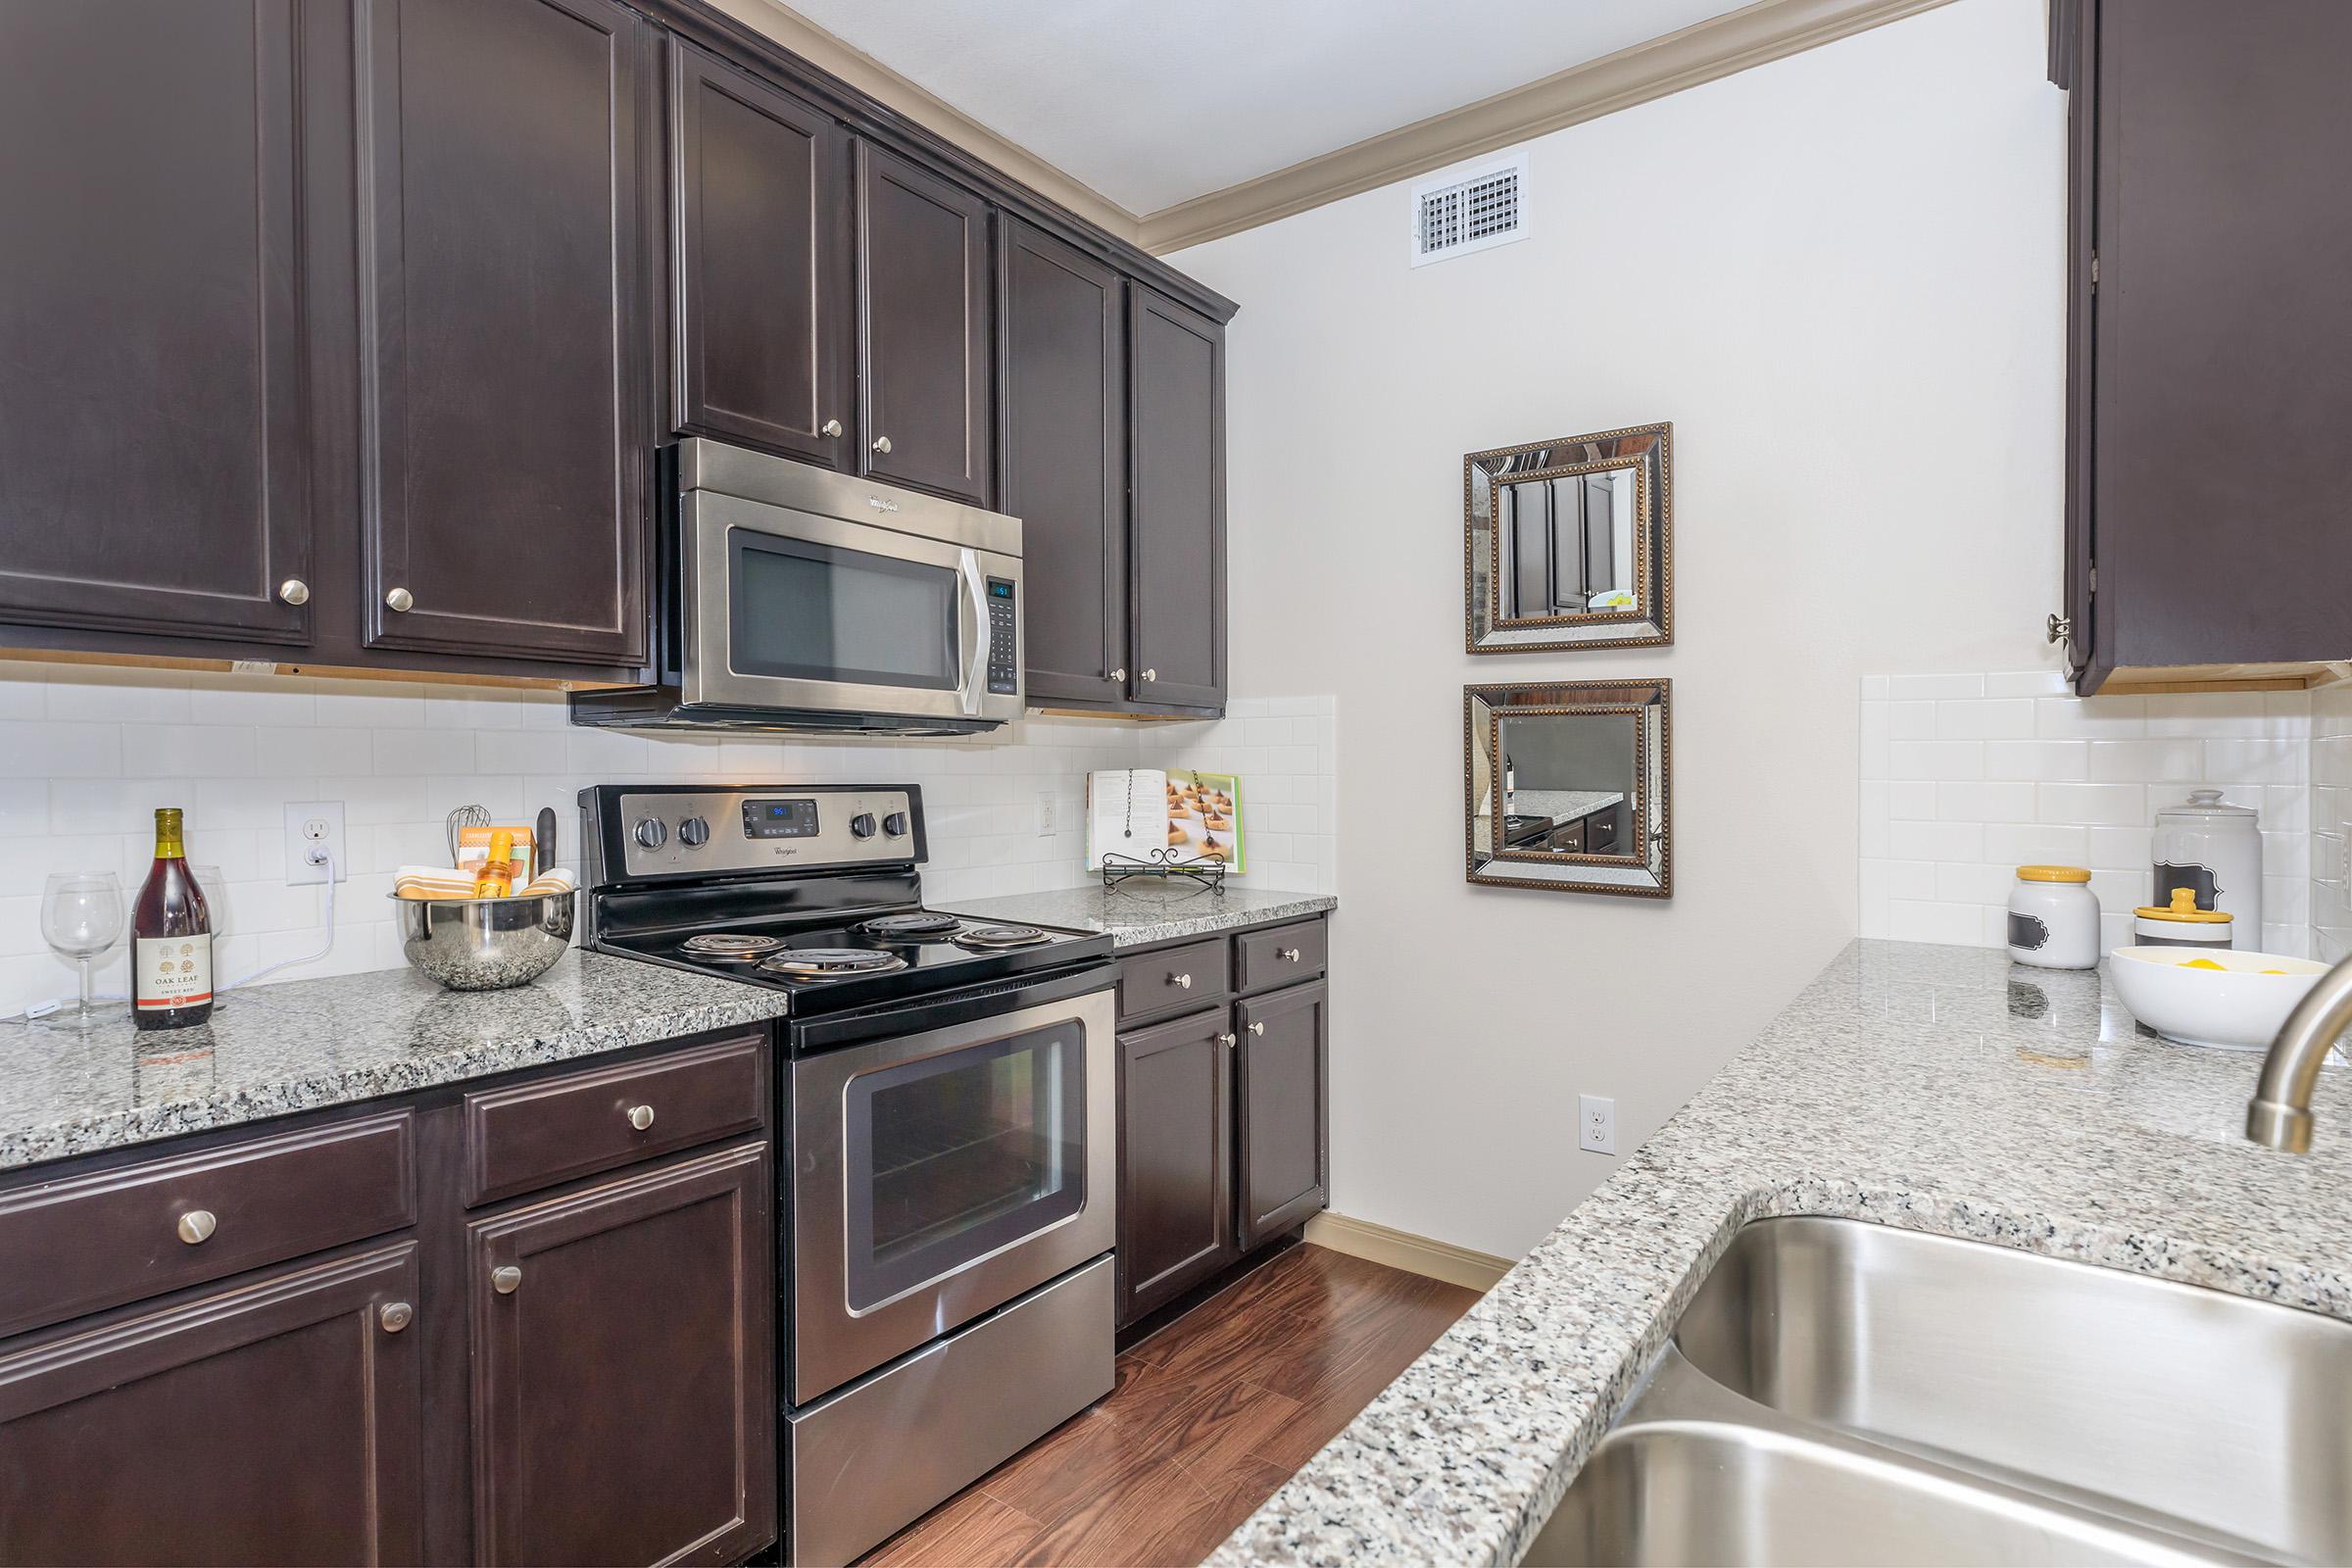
xmin=1249 ymin=1020 xmax=1266 ymax=1036
xmin=627 ymin=1103 xmax=656 ymax=1131
xmin=1141 ymin=668 xmax=1158 ymax=682
xmin=384 ymin=586 xmax=414 ymax=612
xmin=278 ymin=577 xmax=310 ymax=606
xmin=1170 ymin=972 xmax=1193 ymax=989
xmin=821 ymin=417 xmax=844 ymax=437
xmin=1217 ymin=1032 xmax=1237 ymax=1048
xmin=1110 ymin=667 xmax=1127 ymax=682
xmin=492 ymin=1265 xmax=522 ymax=1296
xmin=871 ymin=435 xmax=893 ymax=455
xmin=175 ymin=1209 xmax=217 ymax=1246
xmin=378 ymin=1300 xmax=414 ymax=1334
xmin=1280 ymin=948 xmax=1302 ymax=962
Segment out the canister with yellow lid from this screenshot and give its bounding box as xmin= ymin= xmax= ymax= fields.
xmin=2008 ymin=864 xmax=2100 ymax=969
xmin=2132 ymin=886 xmax=2234 ymax=950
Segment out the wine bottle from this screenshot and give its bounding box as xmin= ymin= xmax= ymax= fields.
xmin=132 ymin=807 xmax=213 ymax=1031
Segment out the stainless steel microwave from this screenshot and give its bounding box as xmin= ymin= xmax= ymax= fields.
xmin=570 ymin=440 xmax=1023 ymax=734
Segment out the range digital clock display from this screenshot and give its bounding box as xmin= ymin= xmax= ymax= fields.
xmin=742 ymin=798 xmax=819 ymax=839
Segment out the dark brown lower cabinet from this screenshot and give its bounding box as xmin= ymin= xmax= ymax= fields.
xmin=0 ymin=1243 xmax=424 ymax=1567
xmin=468 ymin=1139 xmax=774 ymax=1568
xmin=1115 ymin=1008 xmax=1237 ymax=1323
xmin=1236 ymin=981 xmax=1330 ymax=1251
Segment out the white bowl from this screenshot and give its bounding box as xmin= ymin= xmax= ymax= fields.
xmin=2107 ymin=946 xmax=2328 ymax=1051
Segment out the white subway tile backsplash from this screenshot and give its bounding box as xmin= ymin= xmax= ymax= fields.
xmin=0 ymin=662 xmax=1335 ymax=1017
xmin=1864 ymin=672 xmax=2320 ymax=960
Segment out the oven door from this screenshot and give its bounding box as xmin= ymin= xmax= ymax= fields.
xmin=680 ymin=487 xmax=1022 ymax=724
xmin=789 ymin=982 xmax=1114 ymax=1403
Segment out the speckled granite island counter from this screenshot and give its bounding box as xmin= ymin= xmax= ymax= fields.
xmin=953 ymin=883 xmax=1335 ymax=949
xmin=1210 ymin=940 xmax=2352 ymax=1567
xmin=0 ymin=952 xmax=790 ymax=1171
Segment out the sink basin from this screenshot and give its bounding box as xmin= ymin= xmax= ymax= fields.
xmin=1526 ymin=1217 xmax=2352 ymax=1566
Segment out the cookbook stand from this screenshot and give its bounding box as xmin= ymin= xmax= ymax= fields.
xmin=1099 ymin=849 xmax=1228 ymax=894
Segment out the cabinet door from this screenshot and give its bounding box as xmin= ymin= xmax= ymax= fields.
xmin=1115 ymin=1008 xmax=1236 ymax=1326
xmin=0 ymin=1244 xmax=423 ymax=1566
xmin=1000 ymin=220 xmax=1128 ymax=706
xmin=0 ymin=1 xmax=313 ymax=646
xmin=670 ymin=42 xmax=853 ymax=466
xmin=856 ymin=142 xmax=995 ymax=505
xmin=1235 ymin=981 xmax=1329 ymax=1252
xmin=356 ymin=0 xmax=654 ymax=664
xmin=1127 ymin=286 xmax=1227 ymax=710
xmin=469 ymin=1141 xmax=775 ymax=1567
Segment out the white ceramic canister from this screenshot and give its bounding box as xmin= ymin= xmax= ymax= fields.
xmin=2152 ymin=789 xmax=2262 ymax=951
xmin=2132 ymin=887 xmax=2234 ymax=949
xmin=2007 ymin=865 xmax=2101 ymax=969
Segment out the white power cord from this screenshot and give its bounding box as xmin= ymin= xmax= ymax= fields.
xmin=2 ymin=845 xmax=340 ymax=1023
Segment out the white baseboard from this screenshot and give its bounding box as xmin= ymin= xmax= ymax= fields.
xmin=1303 ymin=1211 xmax=1514 ymax=1292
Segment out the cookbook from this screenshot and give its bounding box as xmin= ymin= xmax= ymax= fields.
xmin=1087 ymin=768 xmax=1245 ymax=872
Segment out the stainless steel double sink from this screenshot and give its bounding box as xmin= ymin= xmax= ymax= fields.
xmin=1525 ymin=1217 xmax=2352 ymax=1566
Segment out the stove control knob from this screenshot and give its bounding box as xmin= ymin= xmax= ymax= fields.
xmin=677 ymin=816 xmax=710 ymax=849
xmin=882 ymin=811 xmax=909 ymax=837
xmin=850 ymin=812 xmax=878 ymax=840
xmin=633 ymin=817 xmax=668 ymax=851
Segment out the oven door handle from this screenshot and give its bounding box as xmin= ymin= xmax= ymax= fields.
xmin=956 ymin=548 xmax=988 ymax=717
xmin=791 ymin=959 xmax=1116 ymax=1055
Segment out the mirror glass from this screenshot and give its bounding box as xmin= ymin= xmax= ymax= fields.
xmin=1467 ymin=424 xmax=1671 ymax=651
xmin=1466 ymin=679 xmax=1671 ymax=897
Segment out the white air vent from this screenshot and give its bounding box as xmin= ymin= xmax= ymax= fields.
xmin=1410 ymin=152 xmax=1528 ymax=268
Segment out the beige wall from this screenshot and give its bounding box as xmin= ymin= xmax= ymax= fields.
xmin=1169 ymin=0 xmax=2066 ymax=1257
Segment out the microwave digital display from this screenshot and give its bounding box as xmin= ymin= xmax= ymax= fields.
xmin=742 ymin=798 xmax=820 ymax=839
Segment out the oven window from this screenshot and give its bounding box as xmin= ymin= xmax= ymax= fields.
xmin=842 ymin=1022 xmax=1086 ymax=1311
xmin=729 ymin=530 xmax=958 ymax=690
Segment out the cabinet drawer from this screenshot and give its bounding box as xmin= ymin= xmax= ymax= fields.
xmin=1116 ymin=938 xmax=1232 ymax=1024
xmin=0 ymin=1110 xmax=416 ymax=1340
xmin=1236 ymin=918 xmax=1326 ymax=995
xmin=463 ymin=1033 xmax=768 ymax=1207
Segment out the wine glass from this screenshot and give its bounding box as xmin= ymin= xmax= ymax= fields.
xmin=189 ymin=864 xmax=228 ymax=1011
xmin=40 ymin=871 xmax=124 ymax=1031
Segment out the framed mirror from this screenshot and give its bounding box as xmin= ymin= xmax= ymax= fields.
xmin=1465 ymin=678 xmax=1671 ymax=897
xmin=1465 ymin=422 xmax=1672 ymax=652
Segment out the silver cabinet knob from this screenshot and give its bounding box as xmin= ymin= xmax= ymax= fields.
xmin=1249 ymin=1020 xmax=1266 ymax=1036
xmin=491 ymin=1264 xmax=521 ymax=1296
xmin=2046 ymin=612 xmax=2073 ymax=645
xmin=378 ymin=1300 xmax=414 ymax=1334
xmin=1170 ymin=972 xmax=1193 ymax=989
xmin=277 ymin=577 xmax=310 ymax=606
xmin=821 ymin=417 xmax=844 ymax=437
xmin=1141 ymin=668 xmax=1157 ymax=682
xmin=1217 ymin=1032 xmax=1237 ymax=1048
xmin=175 ymin=1209 xmax=217 ymax=1246
xmin=1281 ymin=948 xmax=1302 ymax=962
xmin=871 ymin=435 xmax=893 ymax=454
xmin=384 ymin=586 xmax=415 ymax=612
xmin=627 ymin=1103 xmax=656 ymax=1131
xmin=1110 ymin=667 xmax=1127 ymax=683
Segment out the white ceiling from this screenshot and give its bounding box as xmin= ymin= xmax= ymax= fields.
xmin=787 ymin=0 xmax=1749 ymax=216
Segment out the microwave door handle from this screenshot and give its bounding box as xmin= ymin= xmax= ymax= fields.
xmin=957 ymin=548 xmax=988 ymax=716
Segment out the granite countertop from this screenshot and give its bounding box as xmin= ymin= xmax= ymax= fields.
xmin=1504 ymin=789 xmax=1624 ymax=826
xmin=951 ymin=884 xmax=1336 ymax=950
xmin=0 ymin=953 xmax=791 ymax=1172
xmin=1212 ymin=940 xmax=2352 ymax=1566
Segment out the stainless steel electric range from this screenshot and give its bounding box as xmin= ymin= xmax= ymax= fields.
xmin=578 ymin=783 xmax=1116 ymax=1566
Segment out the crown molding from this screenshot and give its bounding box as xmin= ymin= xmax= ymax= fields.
xmin=1139 ymin=0 xmax=1957 ymax=255
xmin=704 ymin=0 xmax=1144 ymax=244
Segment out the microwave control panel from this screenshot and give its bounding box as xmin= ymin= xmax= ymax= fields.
xmin=985 ymin=578 xmax=1017 ymax=696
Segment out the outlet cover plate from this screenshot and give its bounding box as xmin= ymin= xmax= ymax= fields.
xmin=283 ymin=801 xmax=349 ymax=885
xmin=1579 ymin=1093 xmax=1617 ymax=1155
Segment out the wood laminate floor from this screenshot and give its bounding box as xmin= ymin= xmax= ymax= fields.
xmin=860 ymin=1245 xmax=1483 ymax=1568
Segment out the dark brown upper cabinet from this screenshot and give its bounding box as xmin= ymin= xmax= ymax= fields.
xmin=856 ymin=142 xmax=996 ymax=507
xmin=467 ymin=1141 xmax=774 ymax=1567
xmin=0 ymin=0 xmax=315 ymax=647
xmin=355 ymin=0 xmax=655 ymax=666
xmin=0 ymin=1244 xmax=425 ymax=1567
xmin=1127 ymin=286 xmax=1228 ymax=712
xmin=670 ymin=41 xmax=855 ymax=467
xmin=1000 ymin=220 xmax=1129 ymax=706
xmin=2051 ymin=0 xmax=2352 ymax=695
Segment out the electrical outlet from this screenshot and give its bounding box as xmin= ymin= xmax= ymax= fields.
xmin=283 ymin=802 xmax=348 ymax=885
xmin=1036 ymin=790 xmax=1057 ymax=837
xmin=1579 ymin=1094 xmax=1617 ymax=1155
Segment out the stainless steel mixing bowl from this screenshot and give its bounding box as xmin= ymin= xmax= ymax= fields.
xmin=391 ymin=890 xmax=575 ymax=991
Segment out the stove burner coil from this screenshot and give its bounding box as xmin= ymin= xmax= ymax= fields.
xmin=679 ymin=933 xmax=785 ymax=959
xmin=953 ymin=923 xmax=1050 ymax=951
xmin=858 ymin=911 xmax=964 ymax=939
xmin=756 ymin=948 xmax=909 ymax=978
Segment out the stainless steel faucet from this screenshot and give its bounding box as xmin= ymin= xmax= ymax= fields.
xmin=2245 ymin=956 xmax=2352 ymax=1151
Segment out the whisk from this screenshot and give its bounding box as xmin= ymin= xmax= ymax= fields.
xmin=446 ymin=803 xmax=493 ymax=861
